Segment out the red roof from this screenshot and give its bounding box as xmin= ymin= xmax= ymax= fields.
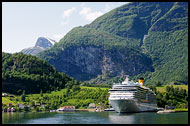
xmin=60 ymin=106 xmax=75 ymax=109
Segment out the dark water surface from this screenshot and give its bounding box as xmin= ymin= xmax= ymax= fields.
xmin=2 ymin=111 xmax=188 ymax=124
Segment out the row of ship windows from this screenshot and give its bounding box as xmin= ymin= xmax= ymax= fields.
xmin=109 ymin=96 xmax=156 ymax=102
xmin=137 ymin=89 xmax=154 ymax=94
xmin=110 ymin=92 xmax=135 ymax=94
xmin=109 ymin=91 xmax=136 ymax=93
xmin=110 ymin=94 xmax=134 ymax=96
xmin=110 ymin=96 xmax=133 ymax=98
xmin=134 ymin=95 xmax=156 ymax=100
xmin=113 ymin=88 xmax=137 ymax=90
xmin=135 ymin=91 xmax=154 ymax=95
xmin=135 ymin=93 xmax=155 ymax=98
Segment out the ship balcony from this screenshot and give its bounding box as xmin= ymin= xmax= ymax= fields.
xmin=109 ymin=96 xmax=134 ymax=100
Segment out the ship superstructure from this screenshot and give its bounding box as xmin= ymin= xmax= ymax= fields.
xmin=108 ymin=75 xmax=157 ymax=112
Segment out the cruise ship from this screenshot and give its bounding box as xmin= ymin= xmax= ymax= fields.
xmin=108 ymin=75 xmax=158 ymax=113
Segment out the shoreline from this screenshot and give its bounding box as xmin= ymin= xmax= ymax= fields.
xmin=3 ymin=108 xmax=187 ymax=113
xmin=157 ymin=109 xmax=188 ymax=113
xmin=2 ymin=110 xmax=188 ymax=113
xmin=75 ymin=108 xmax=97 ymax=112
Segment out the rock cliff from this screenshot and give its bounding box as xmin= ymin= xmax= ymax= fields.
xmin=47 ymin=45 xmax=153 ymax=81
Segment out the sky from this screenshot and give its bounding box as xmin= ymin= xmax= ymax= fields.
xmin=2 ymin=2 xmax=129 ymax=53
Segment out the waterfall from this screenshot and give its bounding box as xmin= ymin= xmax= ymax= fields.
xmin=143 ymin=35 xmax=148 ymax=41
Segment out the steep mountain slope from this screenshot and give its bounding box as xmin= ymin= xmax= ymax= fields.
xmin=86 ymin=2 xmax=174 ymax=40
xmin=21 ymin=37 xmax=56 ymax=55
xmin=38 ymin=2 xmax=188 ymax=85
xmin=38 ymin=27 xmax=154 ymax=81
xmin=2 ymin=52 xmax=74 ymax=94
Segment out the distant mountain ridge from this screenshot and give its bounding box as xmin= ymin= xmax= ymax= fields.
xmin=38 ymin=2 xmax=188 ymax=85
xmin=21 ymin=37 xmax=56 ymax=55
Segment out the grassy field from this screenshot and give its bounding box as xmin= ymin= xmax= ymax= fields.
xmin=2 ymin=86 xmax=110 ymax=107
xmin=25 ymin=86 xmax=109 ymax=98
xmin=2 ymin=89 xmax=68 ymax=106
xmin=173 ymin=108 xmax=188 ymax=112
xmin=2 ymin=97 xmax=18 ymax=106
xmin=26 ymin=88 xmax=67 ymax=98
xmin=156 ymin=85 xmax=188 ymax=93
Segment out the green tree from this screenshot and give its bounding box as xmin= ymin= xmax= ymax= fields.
xmin=72 ymin=85 xmax=81 ymax=92
xmin=30 ymin=101 xmax=35 ymax=107
xmin=156 ymin=81 xmax=162 ymax=87
xmin=40 ymin=90 xmax=43 ymax=97
xmin=24 ymin=106 xmax=29 ymax=112
xmin=20 ymin=90 xmax=26 ymax=102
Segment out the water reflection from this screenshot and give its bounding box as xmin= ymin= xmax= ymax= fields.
xmin=108 ymin=112 xmax=136 ymax=124
xmin=2 ymin=111 xmax=188 ymax=124
xmin=2 ymin=112 xmax=57 ymax=124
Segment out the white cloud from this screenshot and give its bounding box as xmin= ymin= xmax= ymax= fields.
xmin=79 ymin=6 xmax=103 ymax=22
xmin=62 ymin=7 xmax=76 ymax=18
xmin=61 ymin=7 xmax=77 ymax=26
xmin=79 ymin=7 xmax=91 ymax=15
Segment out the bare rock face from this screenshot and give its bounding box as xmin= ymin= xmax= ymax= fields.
xmin=35 ymin=37 xmax=56 ymax=49
xmin=49 ymin=45 xmax=154 ymax=81
xmin=21 ymin=37 xmax=56 ymax=55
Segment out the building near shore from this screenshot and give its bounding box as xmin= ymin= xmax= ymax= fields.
xmin=89 ymin=103 xmax=96 ymax=108
xmin=2 ymin=93 xmax=8 ymax=97
xmin=16 ymin=103 xmax=24 ymax=109
xmin=57 ymin=106 xmax=75 ymax=111
xmin=36 ymin=103 xmax=41 ymax=107
xmin=11 ymin=107 xmax=16 ymax=112
xmin=41 ymin=104 xmax=46 ymax=109
xmin=8 ymin=103 xmax=13 ymax=107
xmin=7 ymin=108 xmax=11 ymax=112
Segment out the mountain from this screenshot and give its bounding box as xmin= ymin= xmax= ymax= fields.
xmin=38 ymin=2 xmax=188 ymax=85
xmin=2 ymin=52 xmax=75 ymax=94
xmin=21 ymin=37 xmax=56 ymax=55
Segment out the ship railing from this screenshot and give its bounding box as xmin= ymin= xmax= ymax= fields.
xmin=113 ymin=83 xmax=122 ymax=85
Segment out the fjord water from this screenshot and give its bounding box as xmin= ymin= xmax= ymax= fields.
xmin=2 ymin=111 xmax=188 ymax=124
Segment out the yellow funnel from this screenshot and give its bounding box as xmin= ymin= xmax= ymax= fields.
xmin=139 ymin=78 xmax=144 ymax=86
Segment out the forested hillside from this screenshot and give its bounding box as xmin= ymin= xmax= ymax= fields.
xmin=2 ymin=52 xmax=77 ymax=94
xmin=38 ymin=2 xmax=188 ymax=85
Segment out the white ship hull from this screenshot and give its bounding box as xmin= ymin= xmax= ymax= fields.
xmin=110 ymin=99 xmax=158 ymax=113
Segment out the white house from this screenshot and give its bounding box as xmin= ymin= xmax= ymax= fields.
xmin=2 ymin=93 xmax=8 ymax=97
xmin=17 ymin=104 xmax=24 ymax=109
xmin=89 ymin=103 xmax=96 ymax=108
xmin=41 ymin=104 xmax=46 ymax=109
